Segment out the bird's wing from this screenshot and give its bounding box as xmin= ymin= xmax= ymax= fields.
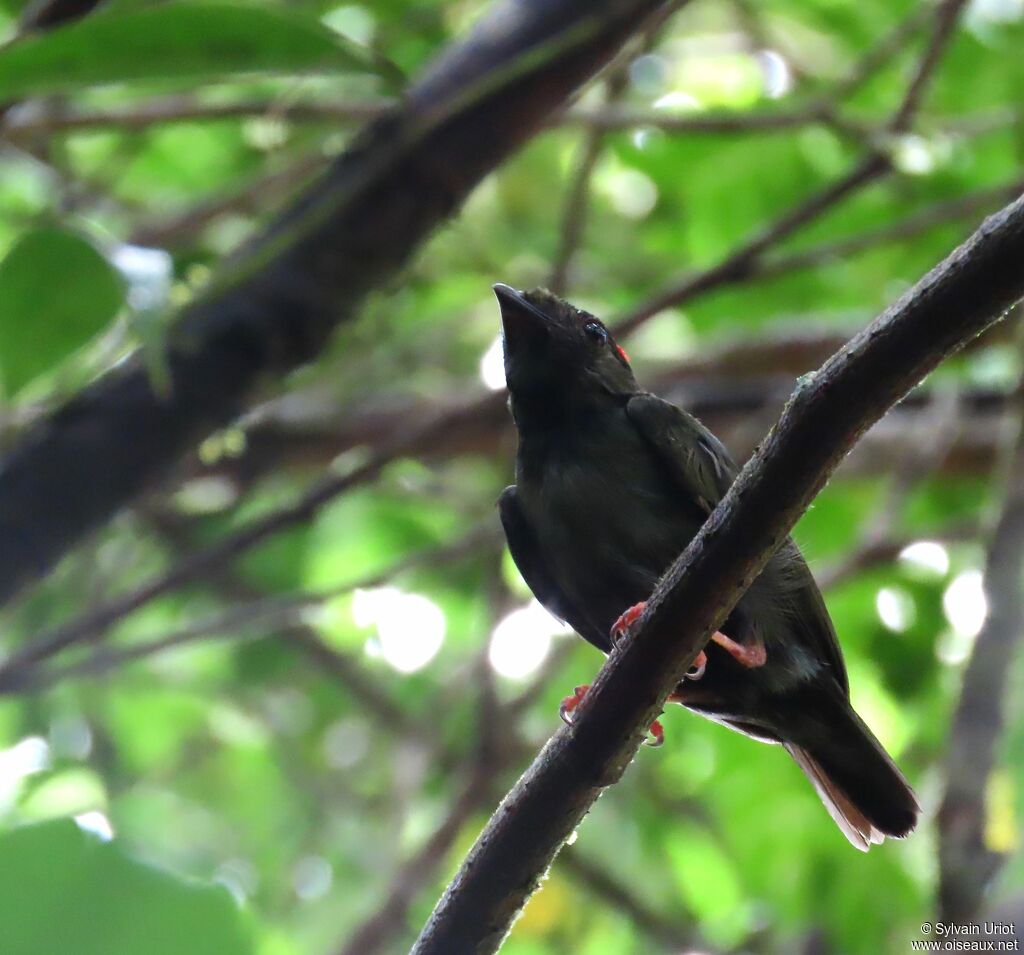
xmin=498 ymin=486 xmax=608 ymax=650
xmin=625 ymin=393 xmax=736 ymax=513
xmin=626 ymin=393 xmax=847 ymax=687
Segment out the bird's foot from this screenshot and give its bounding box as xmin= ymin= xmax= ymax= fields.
xmin=710 ymin=631 xmax=767 ymax=668
xmin=609 ymin=602 xmax=708 ymax=681
xmin=686 ymin=650 xmax=708 ymax=680
xmin=558 ymin=684 xmax=590 ymax=725
xmin=559 ymin=683 xmax=665 ymax=747
xmin=610 ymin=601 xmax=646 ymax=647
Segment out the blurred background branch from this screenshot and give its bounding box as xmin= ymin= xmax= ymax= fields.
xmin=938 ymin=324 xmax=1024 ymax=923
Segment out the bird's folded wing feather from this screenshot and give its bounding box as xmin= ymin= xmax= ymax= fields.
xmin=625 ymin=393 xmax=736 ymax=513
xmin=626 ymin=393 xmax=848 ymax=687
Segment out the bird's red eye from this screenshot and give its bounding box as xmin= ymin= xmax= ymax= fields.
xmin=614 ymin=344 xmax=630 ymax=365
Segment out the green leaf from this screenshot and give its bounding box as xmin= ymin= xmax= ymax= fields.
xmin=0 ymin=227 xmax=124 ymax=396
xmin=0 ymin=3 xmax=373 ymax=100
xmin=0 ymin=818 xmax=254 ymax=955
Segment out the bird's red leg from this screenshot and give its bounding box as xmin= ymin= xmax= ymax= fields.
xmin=610 ymin=600 xmax=709 ymax=680
xmin=710 ymin=630 xmax=767 ymax=668
xmin=559 ymin=683 xmax=666 ymax=747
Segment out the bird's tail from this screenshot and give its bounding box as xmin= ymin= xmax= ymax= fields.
xmin=784 ymin=697 xmax=919 ymax=851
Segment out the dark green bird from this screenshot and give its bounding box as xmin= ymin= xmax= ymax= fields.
xmin=494 ymin=283 xmax=918 ymax=851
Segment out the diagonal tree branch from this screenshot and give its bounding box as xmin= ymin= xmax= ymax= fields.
xmin=755 ymin=178 xmax=1024 ymax=281
xmin=411 ymin=189 xmax=1024 ymax=954
xmin=613 ymin=153 xmax=891 ymax=337
xmin=0 ymin=0 xmax=675 ymax=608
xmin=829 ymin=2 xmax=936 ymax=103
xmin=887 ymin=0 xmax=968 ymax=134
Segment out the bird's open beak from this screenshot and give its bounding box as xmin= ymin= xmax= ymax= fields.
xmin=493 ymin=283 xmax=549 ymax=353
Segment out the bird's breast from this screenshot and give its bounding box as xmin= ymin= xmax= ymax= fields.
xmin=516 ymin=418 xmax=701 ymax=630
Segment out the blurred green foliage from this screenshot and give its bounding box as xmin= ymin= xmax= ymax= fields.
xmin=0 ymin=0 xmax=1022 ymax=954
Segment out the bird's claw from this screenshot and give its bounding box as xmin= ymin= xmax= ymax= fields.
xmin=610 ymin=601 xmax=647 ymax=649
xmin=559 ymin=684 xmax=590 ymax=726
xmin=560 ymin=684 xmax=666 ymax=747
xmin=685 ymin=649 xmax=707 ymax=681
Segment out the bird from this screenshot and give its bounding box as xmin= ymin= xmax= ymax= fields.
xmin=493 ymin=282 xmax=919 ymax=851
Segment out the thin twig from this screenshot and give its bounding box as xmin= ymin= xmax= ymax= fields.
xmin=0 ymin=403 xmax=506 ymax=675
xmin=0 ymin=98 xmax=867 ymax=142
xmin=830 ymin=3 xmax=936 ymax=102
xmin=130 ymin=154 xmax=326 ymax=248
xmin=815 ymin=521 xmax=977 ymax=592
xmin=888 ymin=0 xmax=969 ymax=134
xmin=615 ymin=0 xmax=969 ymax=338
xmin=756 ymin=178 xmax=1024 ymax=280
xmin=844 ymin=388 xmax=962 ymax=560
xmin=0 ymin=402 xmax=489 ymax=686
xmin=549 ymin=108 xmax=615 ymax=295
xmin=613 ymin=153 xmax=892 ymax=337
xmin=0 ymin=522 xmax=497 ymax=693
xmin=548 ymin=14 xmax=664 ymax=294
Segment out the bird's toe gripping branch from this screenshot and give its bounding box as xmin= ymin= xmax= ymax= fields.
xmin=610 ymin=600 xmax=708 ymax=680
xmin=558 ymin=684 xmax=590 ymax=726
xmin=559 ymin=683 xmax=667 ymax=747
xmin=609 ymin=602 xmax=646 ymax=646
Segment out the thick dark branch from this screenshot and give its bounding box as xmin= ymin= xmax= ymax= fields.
xmin=0 ymin=0 xmax=671 ymax=607
xmin=938 ymin=376 xmax=1024 ymax=922
xmin=411 ymin=192 xmax=1024 ymax=954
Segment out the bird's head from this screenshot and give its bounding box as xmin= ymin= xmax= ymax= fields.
xmin=493 ymin=284 xmax=637 ymax=411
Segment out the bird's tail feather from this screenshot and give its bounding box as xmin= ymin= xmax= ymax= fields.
xmin=785 ymin=700 xmax=919 ymax=851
